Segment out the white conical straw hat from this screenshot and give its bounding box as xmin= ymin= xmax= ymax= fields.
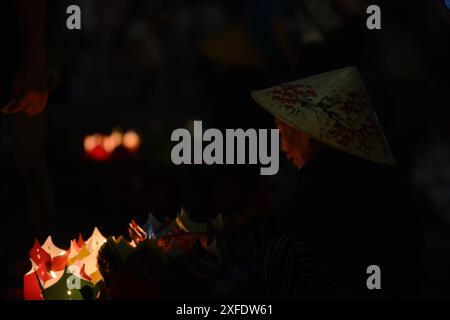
xmin=251 ymin=67 xmax=395 ymax=165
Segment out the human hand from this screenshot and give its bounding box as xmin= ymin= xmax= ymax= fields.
xmin=128 ymin=219 xmax=147 ymax=245
xmin=2 ymin=63 xmax=49 ymax=116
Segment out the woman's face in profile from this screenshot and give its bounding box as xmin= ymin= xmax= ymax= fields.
xmin=275 ymin=118 xmax=321 ymax=170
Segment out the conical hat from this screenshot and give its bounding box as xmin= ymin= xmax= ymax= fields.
xmin=251 ymin=67 xmax=395 ymax=165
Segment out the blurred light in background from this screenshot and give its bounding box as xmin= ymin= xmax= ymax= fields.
xmin=122 ymin=130 xmax=141 ymax=153
xmin=83 ymin=129 xmax=141 ymax=161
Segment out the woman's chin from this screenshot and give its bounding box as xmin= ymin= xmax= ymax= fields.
xmin=292 ymin=157 xmax=307 ymax=170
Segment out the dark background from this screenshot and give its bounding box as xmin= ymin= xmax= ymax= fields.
xmin=1 ymin=0 xmax=450 ymax=299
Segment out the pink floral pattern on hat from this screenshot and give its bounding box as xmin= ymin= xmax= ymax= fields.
xmin=252 ymin=67 xmax=395 ymax=165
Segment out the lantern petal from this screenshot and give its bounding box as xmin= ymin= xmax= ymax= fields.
xmin=85 ymin=227 xmax=107 ymax=253
xmin=29 ymin=239 xmax=51 ymax=267
xmin=42 ymin=236 xmax=65 ymax=258
xmin=23 ymin=269 xmax=44 ymax=300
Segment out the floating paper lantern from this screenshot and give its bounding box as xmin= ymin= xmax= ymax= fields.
xmin=140 ymin=210 xmax=213 ymax=257
xmin=24 ymin=217 xmax=220 ymax=300
xmin=24 ymin=228 xmax=108 ymax=300
xmin=42 ymin=236 xmax=69 ymax=271
xmin=23 ymin=269 xmax=44 ymax=300
xmin=38 ymin=267 xmax=100 ymax=301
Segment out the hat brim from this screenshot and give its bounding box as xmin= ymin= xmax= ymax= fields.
xmin=251 ymin=67 xmax=396 ymax=166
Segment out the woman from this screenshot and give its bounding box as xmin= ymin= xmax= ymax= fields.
xmin=251 ymin=67 xmax=423 ymax=298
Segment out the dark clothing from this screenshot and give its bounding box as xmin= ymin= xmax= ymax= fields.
xmin=274 ymin=147 xmax=424 ymax=298
xmin=0 ymin=1 xmax=55 ymax=240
